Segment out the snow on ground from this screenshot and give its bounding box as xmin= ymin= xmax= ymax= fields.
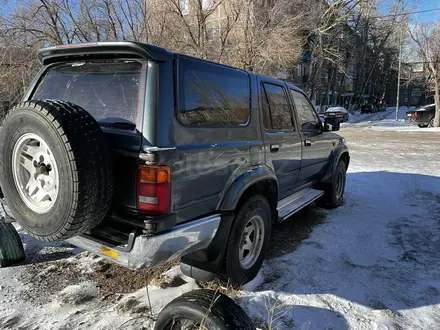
xmin=241 ymin=128 xmax=440 ymax=329
xmin=343 ymin=107 xmax=440 ymax=132
xmin=1 ymin=113 xmax=440 ymax=329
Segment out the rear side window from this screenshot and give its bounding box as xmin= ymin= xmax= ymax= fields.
xmin=32 ymin=61 xmax=142 ymax=123
xmin=262 ymin=83 xmax=294 ymax=131
xmin=177 ymin=57 xmax=250 ymax=126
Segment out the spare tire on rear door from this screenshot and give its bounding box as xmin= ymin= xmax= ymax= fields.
xmin=0 ymin=100 xmax=114 ymax=241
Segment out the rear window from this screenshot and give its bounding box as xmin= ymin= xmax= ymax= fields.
xmin=177 ymin=57 xmax=250 ymax=126
xmin=32 ymin=61 xmax=142 ymax=123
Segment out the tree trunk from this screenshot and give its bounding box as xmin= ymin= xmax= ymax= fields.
xmin=325 ymin=65 xmax=335 ymax=109
xmin=336 ymin=72 xmax=345 ymax=106
xmin=329 ymin=67 xmax=338 ymax=106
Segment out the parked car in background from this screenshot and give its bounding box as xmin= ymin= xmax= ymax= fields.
xmin=405 ymin=109 xmax=417 ymax=124
xmin=360 ymin=104 xmax=377 ymax=114
xmin=324 ymin=107 xmax=349 ymax=122
xmin=405 ymin=104 xmax=436 ymax=128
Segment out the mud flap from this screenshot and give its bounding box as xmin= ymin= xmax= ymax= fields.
xmin=180 ymin=214 xmax=234 ymax=281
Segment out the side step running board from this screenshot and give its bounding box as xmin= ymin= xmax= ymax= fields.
xmin=277 ymin=188 xmax=324 ymax=222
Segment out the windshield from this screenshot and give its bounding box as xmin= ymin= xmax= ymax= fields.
xmin=32 ymin=61 xmax=142 ymax=124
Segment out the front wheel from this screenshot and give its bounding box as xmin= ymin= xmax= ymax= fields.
xmin=428 ymin=118 xmax=434 ymax=128
xmin=222 ymin=195 xmax=272 ymax=287
xmin=323 ymin=160 xmax=346 ymax=208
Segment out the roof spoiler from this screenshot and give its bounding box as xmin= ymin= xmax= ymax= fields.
xmin=37 ymin=41 xmax=170 ymax=65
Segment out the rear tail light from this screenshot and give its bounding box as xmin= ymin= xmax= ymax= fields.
xmin=335 ymin=112 xmax=341 ymax=116
xmin=136 ymin=165 xmax=171 ymax=215
xmin=413 ymin=112 xmax=419 ymax=118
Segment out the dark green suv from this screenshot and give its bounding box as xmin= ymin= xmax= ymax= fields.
xmin=0 ymin=42 xmax=349 ymax=286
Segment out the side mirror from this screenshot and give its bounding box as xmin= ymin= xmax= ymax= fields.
xmin=302 ymin=121 xmax=321 ymax=132
xmin=324 ymin=118 xmax=340 ymax=131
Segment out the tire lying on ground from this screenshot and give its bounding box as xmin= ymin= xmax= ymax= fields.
xmin=0 ymin=100 xmax=114 ymax=241
xmin=0 ymin=219 xmax=25 ymax=267
xmin=155 ymin=289 xmax=256 ymax=330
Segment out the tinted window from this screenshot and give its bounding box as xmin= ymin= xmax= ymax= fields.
xmin=178 ymin=57 xmax=250 ymax=126
xmin=33 ymin=61 xmax=142 ymax=123
xmin=262 ymin=83 xmax=294 ymax=131
xmin=290 ymin=90 xmax=320 ymax=131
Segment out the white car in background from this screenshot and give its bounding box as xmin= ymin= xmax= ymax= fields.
xmin=324 ymin=107 xmax=349 ymax=122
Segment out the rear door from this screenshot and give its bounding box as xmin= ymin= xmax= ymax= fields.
xmin=289 ymin=89 xmax=334 ymax=183
xmin=259 ymin=81 xmax=302 ymax=200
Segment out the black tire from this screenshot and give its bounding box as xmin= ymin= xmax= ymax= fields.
xmin=0 ymin=100 xmax=114 ymax=241
xmin=323 ymin=160 xmax=346 ymax=208
xmin=155 ymin=289 xmax=255 ymax=330
xmin=418 ymin=124 xmax=428 ymax=128
xmin=222 ymin=195 xmax=271 ymax=287
xmin=0 ymin=219 xmax=25 ymax=267
xmin=428 ymin=118 xmax=434 ymax=128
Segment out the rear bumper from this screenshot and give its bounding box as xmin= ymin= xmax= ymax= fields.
xmin=66 ymin=214 xmax=221 ymax=269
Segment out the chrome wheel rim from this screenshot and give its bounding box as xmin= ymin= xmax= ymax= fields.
xmin=239 ymin=215 xmax=265 ymax=269
xmin=12 ymin=133 xmax=59 ymax=214
xmin=335 ymin=171 xmax=344 ymax=200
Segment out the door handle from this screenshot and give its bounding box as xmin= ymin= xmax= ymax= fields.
xmin=270 ymin=144 xmax=280 ymax=152
xmin=304 ymin=139 xmax=312 ymax=147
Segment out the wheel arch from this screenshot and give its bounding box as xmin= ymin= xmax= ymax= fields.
xmin=180 ymin=168 xmax=278 ymax=281
xmin=321 ymin=145 xmax=350 ymax=183
xmin=218 ymin=166 xmax=278 ymax=217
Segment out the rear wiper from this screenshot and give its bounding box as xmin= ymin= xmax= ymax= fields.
xmin=98 ymin=119 xmax=136 ymax=131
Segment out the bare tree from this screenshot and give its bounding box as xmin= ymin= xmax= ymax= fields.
xmin=408 ymin=21 xmax=440 ymax=127
xmin=229 ymin=0 xmax=304 ymax=76
xmin=301 ymin=0 xmax=359 ymax=102
xmin=0 ymin=45 xmax=39 ymax=119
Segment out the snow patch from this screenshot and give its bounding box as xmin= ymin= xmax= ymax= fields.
xmin=57 ymin=282 xmax=99 ymax=305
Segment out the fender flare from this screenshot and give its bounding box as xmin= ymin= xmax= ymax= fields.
xmin=322 ymin=145 xmax=350 ymax=183
xmin=218 ymin=165 xmax=278 ymax=211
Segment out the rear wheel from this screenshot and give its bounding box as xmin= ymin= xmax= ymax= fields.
xmin=222 ymin=195 xmax=271 ymax=287
xmin=0 ymin=100 xmax=114 ymax=241
xmin=155 ymin=289 xmax=255 ymax=330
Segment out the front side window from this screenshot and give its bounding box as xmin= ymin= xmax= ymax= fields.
xmin=33 ymin=61 xmax=142 ymax=124
xmin=262 ymin=83 xmax=294 ymax=131
xmin=177 ymin=57 xmax=250 ymax=126
xmin=290 ymin=90 xmax=320 ymax=131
